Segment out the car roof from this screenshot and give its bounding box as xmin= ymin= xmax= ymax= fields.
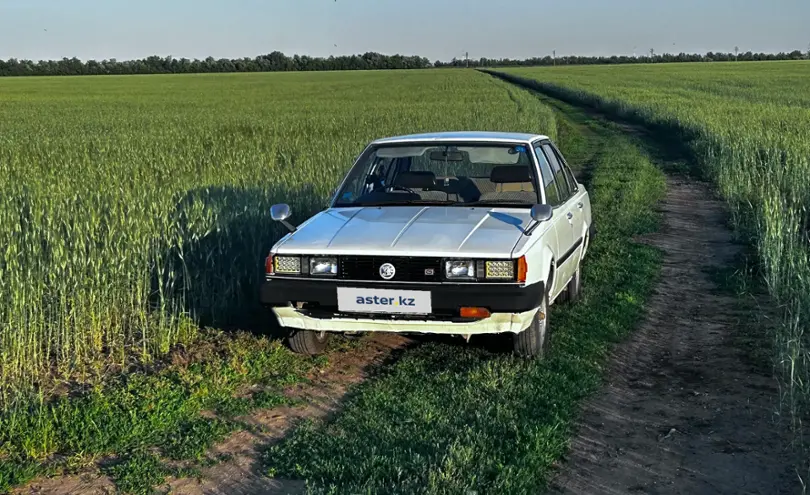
xmin=371 ymin=131 xmax=549 ymax=145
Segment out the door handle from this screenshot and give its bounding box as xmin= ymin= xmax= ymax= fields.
xmin=577 ymin=202 xmax=583 ymax=209
xmin=566 ymin=212 xmax=574 ymax=220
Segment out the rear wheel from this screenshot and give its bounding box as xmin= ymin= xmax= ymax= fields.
xmin=566 ymin=266 xmax=582 ymax=304
xmin=287 ymin=329 xmax=330 ymax=355
xmin=513 ymin=292 xmax=550 ymax=358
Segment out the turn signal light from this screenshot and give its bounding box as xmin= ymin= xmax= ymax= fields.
xmin=517 ymin=256 xmax=528 ymax=283
xmin=460 ymin=307 xmax=491 ymax=319
xmin=265 ymin=255 xmax=274 ymax=275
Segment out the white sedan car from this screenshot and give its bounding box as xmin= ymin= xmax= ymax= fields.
xmin=261 ymin=132 xmax=593 ymax=357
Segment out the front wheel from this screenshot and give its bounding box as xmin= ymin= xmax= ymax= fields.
xmin=513 ymin=292 xmax=550 ymax=358
xmin=287 ymin=329 xmax=330 ymax=355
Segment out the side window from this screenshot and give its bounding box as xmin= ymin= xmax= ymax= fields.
xmin=542 ymin=144 xmax=572 ymax=200
xmin=562 ymin=163 xmax=577 ymax=193
xmin=552 ymin=146 xmax=578 ymax=193
xmin=534 ymin=146 xmax=561 ymax=206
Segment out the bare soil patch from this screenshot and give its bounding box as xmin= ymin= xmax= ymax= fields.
xmin=550 ymin=177 xmax=797 ymax=494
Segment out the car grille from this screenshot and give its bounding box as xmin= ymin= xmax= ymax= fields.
xmin=339 ymin=256 xmax=442 ymax=282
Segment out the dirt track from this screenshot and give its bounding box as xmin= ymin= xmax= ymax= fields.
xmin=549 ymin=175 xmax=797 ymax=494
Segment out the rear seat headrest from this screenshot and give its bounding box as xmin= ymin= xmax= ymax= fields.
xmin=490 ymin=165 xmax=532 ymax=183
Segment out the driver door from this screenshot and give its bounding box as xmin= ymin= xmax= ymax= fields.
xmin=541 ymin=143 xmax=578 ymax=288
xmin=534 ymin=145 xmax=573 ymax=300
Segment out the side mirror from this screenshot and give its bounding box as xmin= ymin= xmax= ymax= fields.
xmin=525 ymin=204 xmax=553 ymax=236
xmin=270 ymin=203 xmax=296 ymax=233
xmin=270 ymin=203 xmax=291 ymax=221
xmin=530 ymin=204 xmax=553 ymax=222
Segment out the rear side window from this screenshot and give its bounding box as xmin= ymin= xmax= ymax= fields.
xmin=551 ymin=146 xmax=578 ymax=193
xmin=534 ymin=146 xmax=561 ymax=206
xmin=562 ymin=164 xmax=577 ymax=193
xmin=542 ymin=143 xmax=572 ymax=200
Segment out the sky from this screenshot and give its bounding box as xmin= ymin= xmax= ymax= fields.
xmin=1 ymin=0 xmax=808 ymax=62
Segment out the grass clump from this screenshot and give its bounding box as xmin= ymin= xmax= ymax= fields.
xmin=105 ymin=451 xmax=169 ymax=495
xmin=162 ymin=417 xmax=235 ymax=461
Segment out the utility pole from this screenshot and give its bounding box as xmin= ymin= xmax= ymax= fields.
xmin=553 ymin=50 xmax=556 ymax=66
xmin=465 ymin=51 xmax=469 ymax=68
xmin=735 ymin=46 xmax=739 ymax=61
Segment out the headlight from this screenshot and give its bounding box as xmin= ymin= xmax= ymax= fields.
xmin=310 ymin=257 xmax=338 ymax=276
xmin=485 ymin=260 xmax=515 ymax=280
xmin=445 ymin=260 xmax=475 ymax=280
xmin=274 ymin=256 xmax=301 ymax=274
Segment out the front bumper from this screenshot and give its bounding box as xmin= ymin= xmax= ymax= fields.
xmin=261 ymin=278 xmax=545 ymax=335
xmin=271 ymin=307 xmax=539 ymax=335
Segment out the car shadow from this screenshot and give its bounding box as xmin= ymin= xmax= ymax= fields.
xmin=407 ymin=331 xmax=514 ymax=353
xmin=150 ymin=183 xmax=328 ymax=335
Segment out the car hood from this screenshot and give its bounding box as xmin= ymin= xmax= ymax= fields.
xmin=274 ymin=206 xmax=537 ymax=257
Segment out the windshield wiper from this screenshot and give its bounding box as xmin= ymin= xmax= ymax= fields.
xmin=353 ymin=200 xmax=458 ymax=207
xmin=464 ymin=199 xmax=533 ymax=206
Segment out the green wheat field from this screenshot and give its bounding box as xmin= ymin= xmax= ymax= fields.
xmin=0 ymin=62 xmax=808 ymax=493
xmin=0 ymin=70 xmax=558 ymax=392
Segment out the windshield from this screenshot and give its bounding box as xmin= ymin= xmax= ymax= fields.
xmin=333 ymin=143 xmax=540 ymax=207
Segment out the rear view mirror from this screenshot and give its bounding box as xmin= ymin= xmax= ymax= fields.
xmin=530 ymin=204 xmax=553 ymax=222
xmin=270 ymin=203 xmax=296 ymax=233
xmin=429 ymin=150 xmax=464 ymax=162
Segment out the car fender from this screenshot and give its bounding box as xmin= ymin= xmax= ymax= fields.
xmin=525 ymin=242 xmax=555 ymax=297
xmin=271 ymin=209 xmax=328 ymax=251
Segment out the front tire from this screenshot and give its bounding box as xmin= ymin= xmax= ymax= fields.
xmin=287 ymin=330 xmax=330 ymax=355
xmin=513 ymin=292 xmax=550 ymax=358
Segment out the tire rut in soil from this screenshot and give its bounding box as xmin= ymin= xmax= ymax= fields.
xmin=549 ymin=177 xmax=796 ymax=494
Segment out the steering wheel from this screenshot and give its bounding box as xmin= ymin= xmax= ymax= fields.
xmin=386 ymin=184 xmax=417 ymax=194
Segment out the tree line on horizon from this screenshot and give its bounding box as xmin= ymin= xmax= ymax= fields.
xmin=0 ymin=49 xmax=807 ymax=77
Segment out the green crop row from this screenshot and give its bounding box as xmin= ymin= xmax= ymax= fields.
xmin=503 ymin=60 xmax=810 ymax=465
xmin=0 ymin=70 xmax=558 ymax=404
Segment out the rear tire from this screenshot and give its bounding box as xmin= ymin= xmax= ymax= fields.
xmin=513 ymin=292 xmax=550 ymax=358
xmin=566 ymin=266 xmax=582 ymax=304
xmin=287 ymin=330 xmax=330 ymax=355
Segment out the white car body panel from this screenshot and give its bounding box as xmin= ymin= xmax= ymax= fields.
xmin=264 ymin=132 xmax=592 ymax=336
xmin=275 ymin=206 xmax=543 ymax=261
